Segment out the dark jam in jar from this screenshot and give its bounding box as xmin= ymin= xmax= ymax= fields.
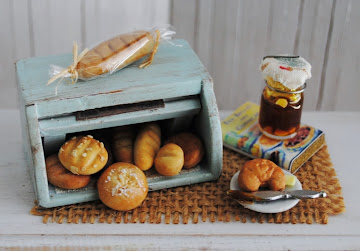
xmin=259 ymin=83 xmax=304 ymax=140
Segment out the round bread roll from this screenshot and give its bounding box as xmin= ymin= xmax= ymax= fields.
xmin=238 ymin=159 xmax=286 ymax=192
xmin=155 ymin=143 xmax=184 ymax=176
xmin=58 ymin=135 xmax=108 ymax=175
xmin=165 ymin=132 xmax=204 ymax=169
xmin=45 ymin=155 xmax=91 ymax=189
xmin=97 ymin=162 xmax=148 ymax=211
xmin=134 ymin=123 xmax=161 ymax=171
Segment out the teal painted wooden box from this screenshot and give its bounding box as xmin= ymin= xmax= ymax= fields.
xmin=16 ymin=40 xmax=222 ymax=208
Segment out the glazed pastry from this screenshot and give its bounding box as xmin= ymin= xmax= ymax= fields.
xmin=112 ymin=126 xmax=135 ymax=163
xmin=166 ymin=132 xmax=204 ymax=168
xmin=45 ymin=155 xmax=91 ymax=189
xmin=134 ymin=123 xmax=161 ymax=171
xmin=155 ymin=143 xmax=184 ymax=176
xmin=58 ymin=135 xmax=108 ymax=175
xmin=238 ymin=159 xmax=286 ymax=192
xmin=97 ymin=162 xmax=148 ymax=211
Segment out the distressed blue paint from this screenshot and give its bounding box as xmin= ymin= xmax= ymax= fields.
xmin=16 ymin=40 xmax=205 ymax=118
xmin=39 ymin=98 xmax=201 ymax=136
xmin=16 ymin=40 xmax=223 ymax=208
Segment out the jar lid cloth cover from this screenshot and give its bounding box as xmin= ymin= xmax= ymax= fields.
xmin=260 ymin=55 xmax=312 ymax=90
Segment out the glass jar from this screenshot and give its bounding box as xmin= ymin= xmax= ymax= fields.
xmin=258 ymin=81 xmax=306 ymax=140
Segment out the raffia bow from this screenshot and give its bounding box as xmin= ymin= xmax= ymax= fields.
xmin=47 ymin=42 xmax=89 ymax=85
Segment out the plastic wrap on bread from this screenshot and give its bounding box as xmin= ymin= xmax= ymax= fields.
xmin=48 ymin=25 xmax=176 ymax=86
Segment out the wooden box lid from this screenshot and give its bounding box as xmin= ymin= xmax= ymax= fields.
xmin=16 ymin=40 xmax=210 ymax=118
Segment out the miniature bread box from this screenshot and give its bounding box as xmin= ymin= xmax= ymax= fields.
xmin=16 ymin=40 xmax=223 ymax=208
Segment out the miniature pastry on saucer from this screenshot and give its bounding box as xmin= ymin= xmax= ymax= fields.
xmin=238 ymin=159 xmax=285 ymax=192
xmin=58 ymin=135 xmax=108 ymax=175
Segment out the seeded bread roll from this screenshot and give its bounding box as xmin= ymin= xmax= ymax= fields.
xmin=112 ymin=126 xmax=135 ymax=163
xmin=166 ymin=132 xmax=204 ymax=169
xmin=58 ymin=135 xmax=108 ymax=175
xmin=134 ymin=123 xmax=161 ymax=171
xmin=45 ymin=155 xmax=91 ymax=189
xmin=97 ymin=162 xmax=148 ymax=211
xmin=155 ymin=143 xmax=184 ymax=176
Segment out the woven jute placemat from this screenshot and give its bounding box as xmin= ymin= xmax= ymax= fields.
xmin=30 ymin=145 xmax=345 ymax=224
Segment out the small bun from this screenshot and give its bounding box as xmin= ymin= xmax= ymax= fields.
xmin=58 ymin=135 xmax=108 ymax=175
xmin=166 ymin=132 xmax=204 ymax=168
xmin=45 ymin=155 xmax=91 ymax=189
xmin=97 ymin=162 xmax=148 ymax=211
xmin=155 ymin=143 xmax=184 ymax=176
xmin=238 ymin=159 xmax=286 ymax=192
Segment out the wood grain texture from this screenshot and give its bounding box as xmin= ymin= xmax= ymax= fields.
xmin=3 ymin=0 xmax=170 ymax=110
xmin=295 ymin=0 xmax=332 ymax=110
xmin=1 ymin=0 xmax=18 ymax=109
xmin=16 ymin=40 xmax=205 ymax=118
xmin=334 ymin=0 xmax=360 ymax=111
xmin=30 ymin=0 xmax=83 ymax=56
xmin=172 ymin=0 xmax=360 ymax=111
xmin=2 ymin=0 xmax=360 ymax=111
xmin=195 ymin=0 xmax=215 ymax=72
xmin=210 ymin=0 xmax=242 ymax=111
xmin=227 ymin=0 xmax=271 ymax=111
xmin=84 ymin=0 xmax=170 ymax=48
xmin=321 ymin=0 xmax=360 ymax=111
xmin=171 ymin=0 xmax=197 ymax=48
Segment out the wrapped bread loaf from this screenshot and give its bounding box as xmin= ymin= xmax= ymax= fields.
xmin=76 ymin=30 xmax=158 ymax=79
xmin=47 ymin=25 xmax=176 ymax=85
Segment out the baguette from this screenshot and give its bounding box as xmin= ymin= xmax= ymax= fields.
xmin=134 ymin=123 xmax=161 ymax=171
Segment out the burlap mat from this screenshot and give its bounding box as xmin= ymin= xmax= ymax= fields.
xmin=31 ymin=145 xmax=345 ymax=224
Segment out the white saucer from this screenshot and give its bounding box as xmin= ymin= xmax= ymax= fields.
xmin=230 ymin=169 xmax=302 ymax=213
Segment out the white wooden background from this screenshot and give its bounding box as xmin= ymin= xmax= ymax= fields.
xmin=1 ymin=0 xmax=359 ymax=111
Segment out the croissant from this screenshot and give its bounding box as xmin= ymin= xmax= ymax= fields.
xmin=238 ymin=159 xmax=285 ymax=192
